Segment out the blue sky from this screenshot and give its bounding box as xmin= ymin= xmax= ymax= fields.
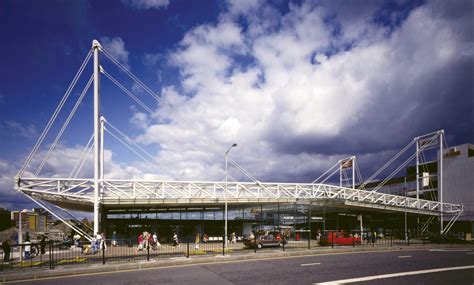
xmin=0 ymin=0 xmax=473 ymax=211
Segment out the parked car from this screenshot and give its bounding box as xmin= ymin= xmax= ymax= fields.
xmin=243 ymin=232 xmax=286 ymax=249
xmin=319 ymin=231 xmax=361 ymax=246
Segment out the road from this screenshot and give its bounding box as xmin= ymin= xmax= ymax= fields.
xmin=5 ymin=248 xmax=474 ymax=285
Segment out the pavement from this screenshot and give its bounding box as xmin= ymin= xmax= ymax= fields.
xmin=0 ymin=244 xmax=472 ymax=284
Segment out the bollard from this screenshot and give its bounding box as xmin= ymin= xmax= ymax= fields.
xmin=102 ymin=242 xmax=106 ymax=265
xmin=187 ymin=241 xmax=189 ymax=258
xmin=352 ymin=234 xmax=355 ymax=248
xmin=331 ymin=232 xmax=334 ymax=249
xmin=390 ymin=234 xmax=392 ymax=247
xmin=282 ymin=235 xmax=285 ymax=252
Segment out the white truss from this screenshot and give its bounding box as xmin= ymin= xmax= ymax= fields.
xmin=16 ymin=177 xmax=463 ymax=216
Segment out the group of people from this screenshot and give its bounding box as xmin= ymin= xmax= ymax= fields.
xmin=137 ymin=232 xmax=161 ymax=251
xmin=0 ymin=232 xmax=47 ymax=262
xmin=82 ymin=232 xmax=106 ymax=254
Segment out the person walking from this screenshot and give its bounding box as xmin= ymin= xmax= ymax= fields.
xmin=100 ymin=232 xmax=107 ymax=251
xmin=40 ymin=235 xmax=46 ymax=255
xmin=172 ymin=232 xmax=179 ymax=247
xmin=231 ymin=232 xmax=236 ymax=244
xmin=2 ymin=239 xmax=11 ymax=262
xmin=137 ymin=233 xmax=143 ymax=251
xmin=112 ymin=231 xmax=117 ymax=247
xmin=24 ymin=238 xmax=31 ymax=260
xmin=194 ymin=233 xmax=200 ymax=250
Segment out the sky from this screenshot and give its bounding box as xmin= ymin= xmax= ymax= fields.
xmin=0 ymin=0 xmax=473 ymax=211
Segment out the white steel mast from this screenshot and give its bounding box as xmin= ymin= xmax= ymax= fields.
xmin=93 ymin=40 xmax=101 ymax=235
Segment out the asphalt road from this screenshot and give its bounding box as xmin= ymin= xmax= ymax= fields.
xmin=6 ymin=248 xmax=474 ymax=285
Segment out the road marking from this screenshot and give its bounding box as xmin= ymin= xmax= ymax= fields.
xmin=301 ymin=262 xmax=321 ymax=266
xmin=429 ymin=249 xmax=472 ymax=252
xmin=0 ymin=249 xmax=434 ymax=284
xmin=467 ymin=252 xmax=474 ymax=255
xmin=313 ymin=265 xmax=474 ymax=285
xmin=397 ymin=255 xmax=412 ymax=258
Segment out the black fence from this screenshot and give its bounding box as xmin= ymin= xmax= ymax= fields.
xmin=0 ymin=231 xmax=468 ymax=272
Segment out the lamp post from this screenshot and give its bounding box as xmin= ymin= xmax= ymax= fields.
xmin=225 ymin=143 xmax=237 ymax=248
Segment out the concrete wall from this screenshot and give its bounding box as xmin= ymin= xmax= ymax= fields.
xmin=443 ymin=143 xmax=474 ymax=221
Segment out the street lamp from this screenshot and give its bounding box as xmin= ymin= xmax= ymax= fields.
xmin=225 ymin=143 xmax=237 ymax=248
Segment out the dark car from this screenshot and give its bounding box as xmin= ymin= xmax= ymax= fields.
xmin=243 ymin=232 xmax=285 ymax=249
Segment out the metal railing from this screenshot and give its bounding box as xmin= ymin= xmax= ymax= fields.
xmin=1 ymin=232 xmax=469 ymax=273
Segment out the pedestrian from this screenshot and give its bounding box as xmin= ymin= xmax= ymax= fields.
xmin=73 ymin=233 xmax=81 ymax=247
xmin=24 ymin=237 xmax=31 ymax=260
xmin=100 ymin=232 xmax=107 ymax=250
xmin=173 ymin=232 xmax=179 ymax=247
xmin=112 ymin=231 xmax=117 ymax=247
xmin=153 ymin=232 xmax=161 ymax=248
xmin=195 ymin=233 xmax=200 ymax=250
xmin=25 ymin=232 xmax=30 ymax=243
xmin=2 ymin=239 xmax=11 ymax=262
xmin=40 ymin=235 xmax=46 ymax=255
xmin=231 ymin=232 xmax=236 ymax=244
xmin=137 ymin=233 xmax=143 ymax=251
xmin=203 ymin=233 xmax=208 ymax=243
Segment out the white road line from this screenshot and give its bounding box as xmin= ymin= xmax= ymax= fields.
xmin=467 ymin=252 xmax=474 ymax=255
xmin=397 ymin=255 xmax=412 ymax=258
xmin=313 ymin=265 xmax=474 ymax=285
xmin=301 ymin=262 xmax=321 ymax=267
xmin=429 ymin=249 xmax=472 ymax=252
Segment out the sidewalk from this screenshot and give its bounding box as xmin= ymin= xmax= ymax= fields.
xmin=1 ymin=244 xmax=472 ymax=283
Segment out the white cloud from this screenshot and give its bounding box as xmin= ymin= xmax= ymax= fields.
xmin=100 ymin=37 xmax=130 ymax=69
xmin=122 ymin=0 xmax=169 ymax=10
xmin=127 ymin=0 xmax=473 ymax=183
xmin=3 ymin=120 xmax=37 ymax=139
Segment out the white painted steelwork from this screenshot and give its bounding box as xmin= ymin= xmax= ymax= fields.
xmin=15 ymin=178 xmax=462 ymax=216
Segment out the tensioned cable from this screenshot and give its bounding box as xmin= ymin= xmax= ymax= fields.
xmin=35 ymin=75 xmax=94 ymax=176
xmin=319 ymin=167 xmax=341 ymax=185
xmin=101 ymin=49 xmax=255 ymax=182
xmin=312 ymin=162 xmax=339 ymax=184
xmin=102 ymin=70 xmax=154 ymax=114
xmin=101 ymin=57 xmax=227 ymax=180
xmin=106 ymin=121 xmax=165 ymax=168
xmin=105 ymin=128 xmax=161 ymax=173
xmin=69 ymin=133 xmax=94 ymax=178
xmin=354 ymin=159 xmax=364 ymax=188
xmin=73 ymin=141 xmax=94 ymax=178
xmin=19 ymin=49 xmax=92 ymax=177
xmin=358 ymin=139 xmax=416 ymax=190
xmin=370 ymin=134 xmax=439 ymax=193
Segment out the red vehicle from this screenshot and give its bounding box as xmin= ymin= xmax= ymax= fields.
xmin=319 ymin=231 xmax=361 ymax=246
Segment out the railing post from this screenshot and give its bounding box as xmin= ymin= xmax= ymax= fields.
xmin=102 ymin=241 xmax=106 ymax=265
xmin=307 ymin=232 xmax=311 ymax=250
xmin=187 ymin=240 xmax=190 ymax=258
xmin=49 ymin=240 xmax=53 ymax=269
xmin=254 ymin=234 xmax=257 ymax=253
xmin=146 ymin=242 xmax=150 ymax=261
xmin=223 ymin=234 xmax=225 ymax=256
